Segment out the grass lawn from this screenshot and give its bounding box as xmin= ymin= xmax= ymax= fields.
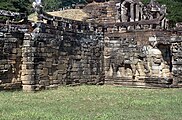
xmin=0 ymin=85 xmax=182 ymax=120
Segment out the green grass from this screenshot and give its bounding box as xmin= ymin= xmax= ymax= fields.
xmin=0 ymin=85 xmax=182 ymax=120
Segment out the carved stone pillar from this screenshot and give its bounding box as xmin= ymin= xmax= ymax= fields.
xmin=139 ymin=6 xmax=143 ymax=29
xmin=121 ymin=4 xmax=127 ymax=22
xmin=140 ymin=6 xmax=143 ymax=20
xmin=149 ymin=15 xmax=153 ymax=29
xmin=161 ymin=18 xmax=165 ymax=29
xmin=116 ymin=3 xmax=121 ymax=22
xmin=135 ymin=4 xmax=140 ymax=21
xmin=130 ymin=3 xmax=134 ymax=22
xmin=21 ymin=33 xmax=36 ymax=91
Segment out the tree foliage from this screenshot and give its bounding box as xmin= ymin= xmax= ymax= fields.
xmin=43 ymin=0 xmax=62 ymax=11
xmin=43 ymin=0 xmax=87 ymax=11
xmin=0 ymin=0 xmax=32 ymax=14
xmin=142 ymin=0 xmax=182 ymax=25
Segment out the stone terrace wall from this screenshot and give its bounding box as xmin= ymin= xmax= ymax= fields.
xmin=21 ymin=21 xmax=104 ymax=91
xmin=104 ymin=30 xmax=182 ymax=87
xmin=171 ymin=36 xmax=182 ymax=87
xmin=0 ymin=8 xmax=105 ymax=91
xmin=0 ymin=24 xmax=29 ymax=90
xmin=0 ymin=32 xmax=22 ymax=90
xmin=0 ymin=10 xmax=29 ymax=90
xmin=1 ymin=0 xmax=182 ymax=91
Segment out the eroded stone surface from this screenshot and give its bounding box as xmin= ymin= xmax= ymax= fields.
xmin=0 ymin=0 xmax=182 ymax=91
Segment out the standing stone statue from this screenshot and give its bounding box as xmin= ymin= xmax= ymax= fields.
xmin=32 ymin=0 xmax=42 ymax=11
xmin=121 ymin=4 xmax=128 ymax=22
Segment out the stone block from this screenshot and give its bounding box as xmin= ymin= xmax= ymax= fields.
xmin=21 ymin=75 xmax=34 ymax=81
xmin=23 ymin=40 xmax=31 ymax=47
xmin=42 ymin=68 xmax=49 ymax=77
xmin=57 ymin=64 xmax=67 ymax=70
xmin=52 ymin=80 xmax=60 ymax=84
xmin=21 ymin=70 xmax=35 ymax=76
xmin=24 ymin=33 xmax=32 ymax=40
xmin=22 ymin=85 xmax=35 ymax=91
xmin=47 ymin=53 xmax=52 ymax=57
xmin=21 ymin=63 xmax=34 ymax=69
xmin=45 ymin=61 xmax=52 ymax=68
xmin=22 ymin=80 xmax=35 ymax=85
xmin=39 ymin=80 xmax=50 ymax=86
xmin=0 ymin=65 xmax=5 ymax=70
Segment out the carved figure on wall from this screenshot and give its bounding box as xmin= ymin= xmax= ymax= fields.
xmin=142 ymin=38 xmax=172 ymax=78
xmin=172 ymin=43 xmax=182 ymax=62
xmin=142 ymin=6 xmax=153 ymax=20
xmin=105 ymin=36 xmax=151 ymax=79
xmin=141 ymin=42 xmax=159 ymax=76
xmin=172 ymin=43 xmax=180 ymax=53
xmin=110 ymin=49 xmax=147 ymax=79
xmin=171 ymin=42 xmax=182 ymax=86
xmin=141 ymin=46 xmax=151 ymax=74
